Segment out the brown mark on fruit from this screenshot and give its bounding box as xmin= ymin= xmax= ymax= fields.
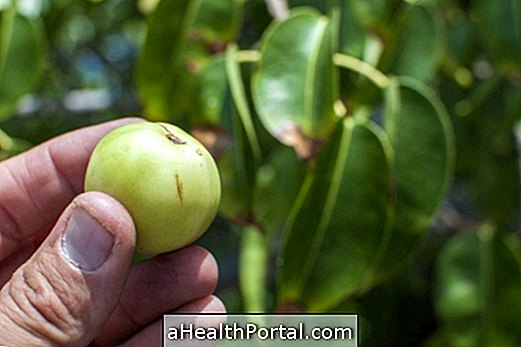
xmin=175 ymin=173 xmax=184 ymax=203
xmin=160 ymin=124 xmax=187 ymax=145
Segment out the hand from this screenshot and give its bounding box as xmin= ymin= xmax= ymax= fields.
xmin=0 ymin=118 xmax=224 ymax=346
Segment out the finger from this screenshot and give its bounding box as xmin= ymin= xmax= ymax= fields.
xmin=0 ymin=117 xmax=142 ymax=263
xmin=93 ymin=246 xmax=219 ymax=346
xmin=0 ymin=224 xmax=50 ymax=287
xmin=0 ymin=192 xmax=136 ymax=346
xmin=117 ymin=296 xmax=226 ymax=347
xmin=175 ymin=295 xmax=226 ymax=313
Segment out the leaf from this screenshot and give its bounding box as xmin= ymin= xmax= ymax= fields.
xmin=473 ymin=0 xmax=521 ymax=74
xmin=278 ymin=117 xmax=393 ymax=310
xmin=378 ymin=4 xmax=443 ymax=82
xmin=434 ymin=231 xmax=483 ymax=347
xmin=434 ymin=228 xmax=521 ymax=346
xmin=252 ymin=8 xmax=338 ymax=148
xmin=197 ymin=56 xmax=228 ymax=124
xmin=217 ymin=92 xmax=258 ymax=222
xmin=376 ymin=76 xmax=455 ymax=277
xmin=137 ymin=0 xmax=201 ymax=120
xmin=287 ymin=0 xmax=329 ymax=14
xmin=347 ymin=0 xmax=402 ymax=29
xmin=456 ymin=78 xmax=521 ymax=225
xmin=193 ymin=0 xmax=244 ymax=43
xmin=225 ymin=44 xmax=262 ymax=165
xmin=0 ymin=127 xmax=31 ymax=161
xmin=137 ymin=0 xmax=244 ymax=121
xmin=239 ymin=225 xmax=268 ymax=312
xmin=195 ymin=54 xmax=259 ymax=222
xmin=0 ymin=9 xmax=46 ymax=121
xmin=338 ymin=2 xmax=366 ymax=59
xmin=253 ymin=146 xmax=305 ymax=237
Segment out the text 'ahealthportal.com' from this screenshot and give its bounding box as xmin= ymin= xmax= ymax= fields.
xmin=163 ymin=314 xmax=358 ymax=346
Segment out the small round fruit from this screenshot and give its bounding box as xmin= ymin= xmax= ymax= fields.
xmin=84 ymin=121 xmax=221 ymax=255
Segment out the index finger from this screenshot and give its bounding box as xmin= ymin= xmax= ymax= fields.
xmin=0 ymin=117 xmax=142 ymax=263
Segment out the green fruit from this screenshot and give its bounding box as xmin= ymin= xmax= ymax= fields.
xmin=84 ymin=121 xmax=221 ymax=255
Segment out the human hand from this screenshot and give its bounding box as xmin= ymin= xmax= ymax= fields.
xmin=0 ymin=118 xmax=224 ymax=346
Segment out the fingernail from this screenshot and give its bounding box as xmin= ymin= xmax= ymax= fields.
xmin=61 ymin=207 xmax=115 ymax=271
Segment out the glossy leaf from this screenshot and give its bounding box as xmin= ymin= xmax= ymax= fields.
xmin=434 ymin=229 xmax=521 ymax=346
xmin=252 ymin=8 xmax=338 ymax=146
xmin=278 ymin=117 xmax=393 ymax=310
xmin=253 ymin=146 xmax=304 ymax=237
xmin=137 ymin=0 xmax=199 ymax=120
xmin=0 ymin=9 xmax=46 ymax=121
xmin=379 ymin=4 xmax=443 ymax=82
xmin=377 ymin=77 xmax=455 ymax=277
xmin=216 ymin=46 xmax=265 ymax=222
xmin=338 ymin=2 xmax=366 ymax=59
xmin=473 ymin=0 xmax=521 ymax=74
xmin=217 ymin=93 xmax=258 ymax=222
xmin=137 ymin=0 xmax=243 ymax=121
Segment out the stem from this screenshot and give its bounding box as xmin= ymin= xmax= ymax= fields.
xmin=453 ymin=74 xmax=503 ymax=117
xmin=333 ymin=53 xmax=391 ymax=89
xmin=235 ymin=50 xmax=261 ymax=64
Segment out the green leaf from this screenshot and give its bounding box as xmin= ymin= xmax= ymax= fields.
xmin=197 ymin=55 xmax=260 ymax=222
xmin=278 ymin=117 xmax=393 ymax=310
xmin=137 ymin=0 xmax=201 ymax=120
xmin=378 ymin=4 xmax=443 ymax=82
xmin=252 ymin=8 xmax=338 ymax=146
xmin=197 ymin=56 xmax=228 ymax=124
xmin=456 ymin=78 xmax=521 ymax=225
xmin=434 ymin=231 xmax=482 ymax=347
xmin=239 ymin=225 xmax=268 ymax=312
xmin=253 ymin=146 xmax=305 ymax=237
xmin=193 ymin=0 xmax=244 ymax=43
xmin=137 ymin=0 xmax=244 ymax=121
xmin=0 ymin=127 xmax=31 ymax=161
xmin=225 ymin=44 xmax=262 ymax=166
xmin=0 ymin=9 xmax=46 ymax=121
xmin=347 ymin=0 xmax=402 ymax=29
xmin=473 ymin=0 xmax=521 ymax=74
xmin=338 ymin=2 xmax=366 ymax=59
xmin=377 ymin=76 xmax=455 ymax=277
xmin=434 ymin=228 xmax=521 ymax=346
xmin=217 ymin=94 xmax=258 ymax=222
xmin=288 ymin=0 xmax=328 ymax=14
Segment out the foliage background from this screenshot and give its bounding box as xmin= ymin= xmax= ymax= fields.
xmin=1 ymin=0 xmax=521 ymax=346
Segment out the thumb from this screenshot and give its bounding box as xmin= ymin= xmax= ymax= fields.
xmin=0 ymin=192 xmax=136 ymax=347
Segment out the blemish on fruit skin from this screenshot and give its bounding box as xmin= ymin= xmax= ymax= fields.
xmin=175 ymin=173 xmax=184 ymax=203
xmin=160 ymin=124 xmax=187 ymax=145
xmin=196 ymin=148 xmax=203 ymax=156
